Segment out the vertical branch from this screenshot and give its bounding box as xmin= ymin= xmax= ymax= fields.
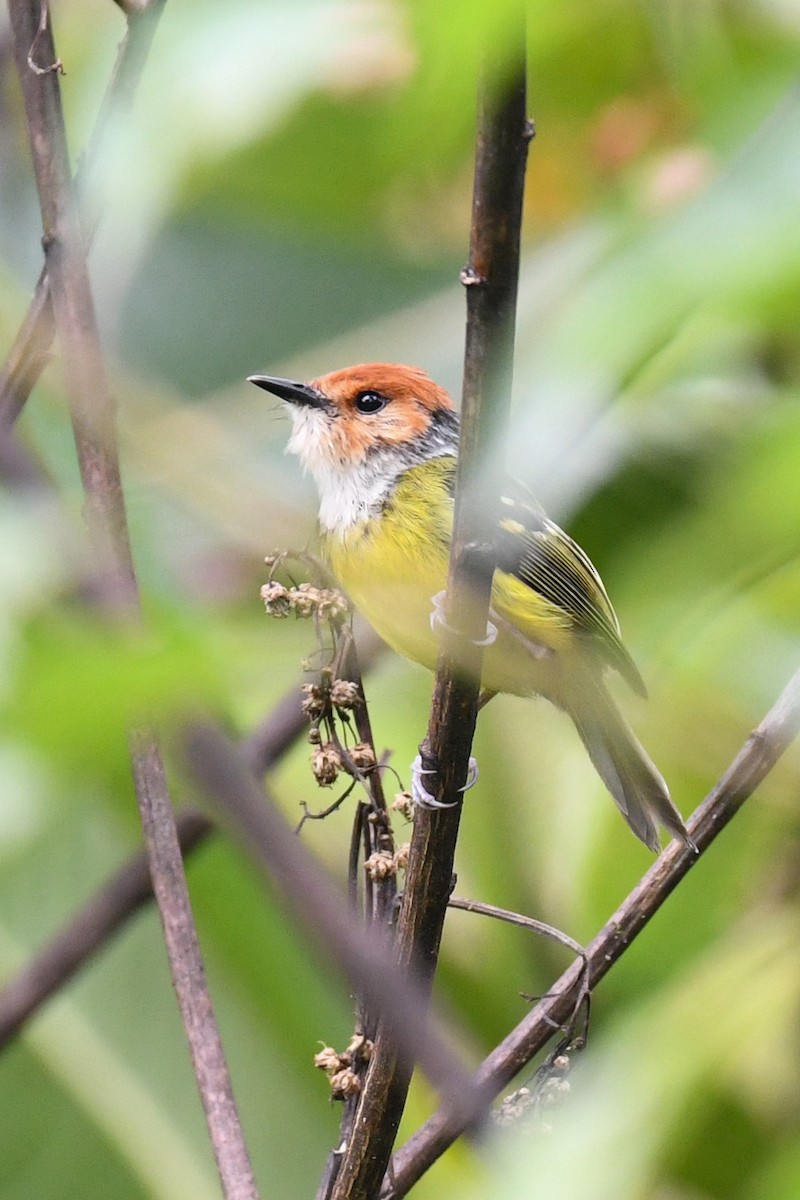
xmin=7 ymin=4 xmax=260 ymax=1198
xmin=336 ymin=628 xmax=397 ymax=928
xmin=0 ymin=0 xmax=166 ymax=427
xmin=316 ymin=629 xmax=398 ymax=1200
xmin=326 ymin=36 xmax=531 ymax=1200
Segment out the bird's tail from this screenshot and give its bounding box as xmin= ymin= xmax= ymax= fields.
xmin=566 ymin=680 xmax=693 ymax=853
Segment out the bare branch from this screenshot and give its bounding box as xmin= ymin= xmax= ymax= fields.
xmin=384 ymin=665 xmax=800 ymax=1197
xmin=327 ymin=36 xmax=530 ymax=1199
xmin=0 ymin=0 xmax=166 ymax=428
xmin=447 ymin=897 xmax=585 ymax=961
xmin=316 ymin=627 xmax=398 ymax=1200
xmin=7 ymin=4 xmax=259 ymax=1196
xmin=0 ymin=811 xmax=210 ymax=1049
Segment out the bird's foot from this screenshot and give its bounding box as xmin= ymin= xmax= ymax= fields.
xmin=410 ymin=754 xmax=479 ymax=809
xmin=429 ymin=590 xmax=498 ymax=647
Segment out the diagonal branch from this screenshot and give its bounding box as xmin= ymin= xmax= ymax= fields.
xmin=384 ymin=665 xmax=800 ymax=1197
xmin=326 ymin=37 xmax=531 ymax=1200
xmin=0 ymin=810 xmax=211 ymax=1049
xmin=0 ymin=618 xmax=381 ymax=1048
xmin=7 ymin=4 xmax=259 ymax=1197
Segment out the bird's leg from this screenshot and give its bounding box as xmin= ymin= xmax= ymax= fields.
xmin=410 ymin=753 xmax=458 ymax=809
xmin=410 ymin=752 xmax=479 ymax=809
xmin=414 ymin=625 xmax=495 ymax=810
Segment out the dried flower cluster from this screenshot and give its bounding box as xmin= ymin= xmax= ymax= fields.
xmin=330 ymin=678 xmax=360 ymax=708
xmin=311 ymin=741 xmax=342 ymax=786
xmin=494 ymin=1085 xmax=534 ymax=1127
xmin=391 ymin=791 xmax=414 ymax=821
xmin=349 ymin=741 xmax=376 ymax=771
xmin=494 ymin=1051 xmax=573 ymax=1129
xmin=363 ymin=842 xmax=410 ymax=880
xmin=261 ymin=579 xmax=349 ymax=622
xmin=314 ymin=1033 xmax=374 ymax=1101
xmin=302 ymin=676 xmax=362 ymax=719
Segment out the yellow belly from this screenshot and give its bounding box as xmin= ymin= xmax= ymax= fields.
xmin=323 ymin=466 xmax=575 ymax=698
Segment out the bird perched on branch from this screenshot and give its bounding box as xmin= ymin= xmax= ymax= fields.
xmin=249 ymin=363 xmax=691 ymax=852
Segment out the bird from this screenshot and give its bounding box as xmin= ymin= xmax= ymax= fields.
xmin=249 ymin=362 xmax=692 ymax=852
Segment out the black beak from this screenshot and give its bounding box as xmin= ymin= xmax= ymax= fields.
xmin=248 ymin=374 xmax=329 ymax=410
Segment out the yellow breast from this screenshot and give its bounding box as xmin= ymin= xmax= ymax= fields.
xmin=323 ymin=460 xmax=575 ymax=696
xmin=324 ymin=465 xmax=449 ymax=671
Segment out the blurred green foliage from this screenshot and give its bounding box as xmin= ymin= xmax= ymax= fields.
xmin=1 ymin=1 xmax=800 ymax=1197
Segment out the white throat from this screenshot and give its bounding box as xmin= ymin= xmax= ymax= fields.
xmin=285 ymin=405 xmax=398 ymax=538
xmin=313 ymin=459 xmax=396 ymax=536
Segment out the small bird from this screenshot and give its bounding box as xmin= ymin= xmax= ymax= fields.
xmin=249 ymin=363 xmax=691 ymax=852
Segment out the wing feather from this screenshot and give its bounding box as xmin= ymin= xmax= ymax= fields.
xmin=494 ymin=482 xmax=647 ymax=696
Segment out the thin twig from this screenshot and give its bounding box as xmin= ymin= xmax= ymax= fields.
xmin=334 ymin=624 xmax=397 ymax=928
xmin=296 ymin=781 xmax=360 ymax=831
xmin=447 ymin=897 xmax=591 ymax=1035
xmin=447 ymin=897 xmax=585 ymax=960
xmin=383 ymin=666 xmax=800 ymax=1197
xmin=327 ymin=40 xmax=530 ymax=1200
xmin=7 ymin=5 xmax=259 ymax=1197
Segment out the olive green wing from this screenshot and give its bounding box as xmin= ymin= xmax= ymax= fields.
xmin=494 ymin=481 xmax=647 ymax=696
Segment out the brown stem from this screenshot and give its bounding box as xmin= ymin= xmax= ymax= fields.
xmin=384 ymin=665 xmax=800 ymax=1196
xmin=0 ymin=0 xmax=166 ymax=428
xmin=7 ymin=4 xmax=258 ymax=1197
xmin=336 ymin=625 xmax=397 ymax=928
xmin=316 ymin=630 xmax=398 ymax=1200
xmin=327 ymin=42 xmax=530 ymax=1200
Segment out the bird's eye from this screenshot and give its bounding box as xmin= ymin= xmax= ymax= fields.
xmin=354 ymin=390 xmax=388 ymax=414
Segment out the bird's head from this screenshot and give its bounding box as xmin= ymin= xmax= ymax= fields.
xmin=248 ymin=363 xmax=459 ymax=479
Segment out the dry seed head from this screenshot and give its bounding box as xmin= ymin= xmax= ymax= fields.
xmin=494 ymin=1086 xmax=534 ymax=1127
xmin=301 ymin=683 xmax=327 ymax=718
xmin=540 ymin=1077 xmax=571 ymax=1108
xmin=346 ymin=1033 xmax=373 ymax=1062
xmin=290 ymin=583 xmax=322 ymax=617
xmin=393 ymin=842 xmax=410 ymax=871
xmin=314 ymin=1046 xmax=342 ymax=1074
xmin=316 ymin=588 xmax=350 ymax=621
xmin=330 ymin=1068 xmax=361 ymax=1099
xmin=330 ymin=679 xmax=361 ymax=709
xmin=364 ymin=850 xmax=396 ymax=880
xmin=350 ymin=741 xmax=377 ymax=770
xmin=391 ymin=791 xmax=414 ymax=820
xmin=311 ymin=742 xmax=342 ymax=785
xmin=260 ymin=580 xmax=292 ymax=617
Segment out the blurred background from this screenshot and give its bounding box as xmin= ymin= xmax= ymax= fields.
xmin=1 ymin=1 xmax=800 ymax=1197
